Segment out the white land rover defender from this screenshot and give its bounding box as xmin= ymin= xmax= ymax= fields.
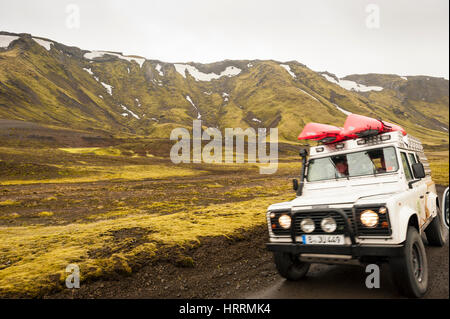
xmin=266 ymin=131 xmax=448 ymax=298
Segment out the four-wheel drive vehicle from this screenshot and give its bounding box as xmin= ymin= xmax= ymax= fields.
xmin=266 ymin=131 xmax=448 ymax=298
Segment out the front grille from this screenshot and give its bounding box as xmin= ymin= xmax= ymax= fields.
xmin=293 ymin=210 xmax=355 ymax=235
xmin=269 ymin=207 xmax=391 ymax=238
xmin=355 ymin=207 xmax=391 ymax=236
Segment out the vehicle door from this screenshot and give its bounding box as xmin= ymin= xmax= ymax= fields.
xmin=408 ymin=152 xmax=430 ymax=222
xmin=400 ymin=151 xmax=427 ymax=226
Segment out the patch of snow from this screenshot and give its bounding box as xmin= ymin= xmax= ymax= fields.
xmin=0 ymin=35 xmax=19 ymax=48
xmin=280 ymin=64 xmax=296 ymax=78
xmin=98 ymin=95 xmax=103 ymax=99
xmin=120 ymin=105 xmax=140 ymax=119
xmin=441 ymin=126 xmax=448 ymax=132
xmin=127 ymin=67 xmax=130 ymax=74
xmin=84 ymin=51 xmax=146 ymax=68
xmin=204 ymin=91 xmax=212 ymax=95
xmin=33 ymin=38 xmax=53 ymax=51
xmin=155 ymin=64 xmax=164 ymax=76
xmin=338 ymin=79 xmax=383 ymax=92
xmin=400 ymin=76 xmax=408 ymax=80
xmin=84 ymin=51 xmax=106 ymax=59
xmin=121 ymin=113 xmax=129 ymax=117
xmin=321 ymin=74 xmax=339 ymax=84
xmin=174 ymin=64 xmax=241 ymax=81
xmin=83 ymin=67 xmax=94 ymax=75
xmin=222 ymin=92 xmax=230 ymax=102
xmin=186 ymin=95 xmax=201 ymax=119
xmin=298 ymin=88 xmax=319 ymax=102
xmin=152 ymin=79 xmax=163 ymax=86
xmin=83 ymin=67 xmax=101 ymax=83
xmin=135 ymin=98 xmax=141 ymax=107
xmin=247 ymin=63 xmax=253 ymax=67
xmin=252 ymin=118 xmax=262 ymax=123
xmin=333 ymin=103 xmax=352 ymax=115
xmin=321 ymin=74 xmax=383 ymax=92
xmin=101 ymin=82 xmax=113 ymax=95
xmin=151 ymin=118 xmax=159 ymax=122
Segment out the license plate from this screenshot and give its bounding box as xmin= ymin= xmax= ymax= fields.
xmin=302 ymin=234 xmax=345 ymax=245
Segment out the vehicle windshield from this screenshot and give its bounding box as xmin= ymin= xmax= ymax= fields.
xmin=307 ymin=147 xmax=399 ymax=182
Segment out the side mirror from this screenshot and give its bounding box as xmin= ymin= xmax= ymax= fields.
xmin=293 ymin=179 xmax=299 ymax=191
xmin=299 ymin=149 xmax=308 ymax=158
xmin=443 ymin=187 xmax=449 ymax=228
xmin=411 ymin=162 xmax=425 ymax=179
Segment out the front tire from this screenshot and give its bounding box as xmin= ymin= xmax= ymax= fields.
xmin=389 ymin=226 xmax=428 ymax=298
xmin=273 ymin=252 xmax=310 ymax=281
xmin=425 ymin=207 xmax=448 ymax=247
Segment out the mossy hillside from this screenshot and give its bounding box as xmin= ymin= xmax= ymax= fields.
xmin=0 ymin=34 xmax=447 ymax=146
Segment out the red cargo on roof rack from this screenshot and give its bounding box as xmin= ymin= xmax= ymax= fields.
xmin=298 ymin=123 xmax=345 ymax=144
xmin=382 ymin=121 xmax=407 ymax=136
xmin=298 ymin=114 xmax=407 ymax=144
xmin=342 ymin=114 xmax=384 ymax=138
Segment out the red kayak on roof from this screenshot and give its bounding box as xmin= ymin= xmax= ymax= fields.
xmin=342 ymin=114 xmax=385 ymax=138
xmin=382 ymin=121 xmax=407 ymax=136
xmin=298 ymin=114 xmax=407 ymax=145
xmin=298 ymin=123 xmax=346 ymax=144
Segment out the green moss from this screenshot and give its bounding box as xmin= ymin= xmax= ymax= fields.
xmin=0 ymin=200 xmax=20 ymax=206
xmin=175 ymin=256 xmax=195 ymax=268
xmin=0 ymin=193 xmax=292 ymax=297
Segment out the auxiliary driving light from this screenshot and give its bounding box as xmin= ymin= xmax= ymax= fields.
xmin=360 ymin=210 xmax=379 ymax=228
xmin=378 ymin=207 xmax=387 ymax=214
xmin=278 ymin=214 xmax=291 ymax=229
xmin=321 ymin=217 xmax=337 ymax=233
xmin=300 ymin=218 xmax=315 ymax=233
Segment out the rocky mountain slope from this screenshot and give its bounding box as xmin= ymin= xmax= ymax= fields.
xmin=0 ymin=31 xmax=448 ymax=146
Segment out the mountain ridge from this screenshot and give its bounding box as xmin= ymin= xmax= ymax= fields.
xmin=0 ymin=31 xmax=448 ymax=147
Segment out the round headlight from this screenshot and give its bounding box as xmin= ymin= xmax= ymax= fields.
xmin=278 ymin=214 xmax=291 ymax=229
xmin=300 ymin=218 xmax=315 ymax=233
xmin=360 ymin=210 xmax=379 ymax=228
xmin=321 ymin=217 xmax=337 ymax=233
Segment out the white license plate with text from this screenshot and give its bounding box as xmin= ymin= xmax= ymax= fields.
xmin=302 ymin=234 xmax=345 ymax=245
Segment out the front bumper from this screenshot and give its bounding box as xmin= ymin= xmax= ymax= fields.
xmin=267 ymin=206 xmax=402 ymax=259
xmin=266 ymin=243 xmax=405 ymax=258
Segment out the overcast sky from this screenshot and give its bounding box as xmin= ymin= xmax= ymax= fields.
xmin=1 ymin=0 xmax=448 ymax=78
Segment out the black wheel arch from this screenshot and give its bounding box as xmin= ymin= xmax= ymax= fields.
xmin=408 ymin=214 xmax=420 ymax=232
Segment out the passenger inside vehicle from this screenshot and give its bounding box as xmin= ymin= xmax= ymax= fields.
xmin=334 ymin=158 xmax=349 ymax=177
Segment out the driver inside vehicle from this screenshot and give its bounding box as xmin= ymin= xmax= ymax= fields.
xmin=334 ymin=157 xmax=349 ymax=177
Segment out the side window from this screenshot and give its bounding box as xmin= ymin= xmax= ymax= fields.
xmin=408 ymin=153 xmax=417 ymax=165
xmin=401 ymin=152 xmax=413 ymax=181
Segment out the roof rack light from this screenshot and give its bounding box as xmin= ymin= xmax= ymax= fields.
xmin=357 ymin=139 xmax=366 ymax=145
xmin=316 ymin=147 xmax=324 ymax=152
xmin=381 ymin=135 xmax=391 ymax=141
